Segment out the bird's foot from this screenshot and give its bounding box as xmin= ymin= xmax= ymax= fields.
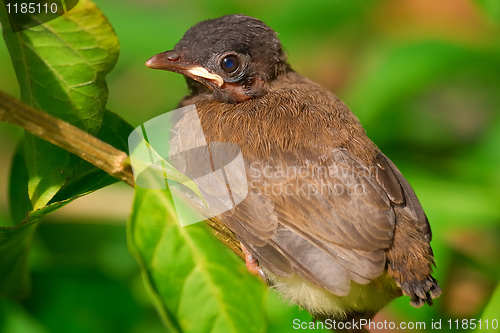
xmin=395 ymin=275 xmax=442 ymax=308
xmin=240 ymin=243 xmax=268 ymax=283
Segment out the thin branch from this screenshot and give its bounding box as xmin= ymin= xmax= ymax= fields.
xmin=0 ymin=90 xmax=244 ymax=260
xmin=0 ymin=90 xmax=135 ymax=187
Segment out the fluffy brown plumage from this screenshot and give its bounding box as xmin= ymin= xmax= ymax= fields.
xmin=146 ymin=14 xmax=441 ymax=330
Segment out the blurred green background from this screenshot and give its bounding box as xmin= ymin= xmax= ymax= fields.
xmin=1 ymin=0 xmax=499 ymax=332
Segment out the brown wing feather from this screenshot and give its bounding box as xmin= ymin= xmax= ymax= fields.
xmin=216 ymin=147 xmax=415 ymax=295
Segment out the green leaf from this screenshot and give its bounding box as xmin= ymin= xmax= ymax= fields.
xmin=0 ymin=1 xmax=130 ymax=300
xmin=50 ymin=109 xmax=134 ymax=202
xmin=2 ymin=127 xmax=121 ymax=298
xmin=129 ymin=135 xmax=207 ymax=207
xmin=480 ymin=282 xmax=500 ymax=332
xmin=0 ymin=0 xmax=119 ymax=209
xmin=128 ymin=187 xmax=267 ymax=333
xmin=2 ymin=108 xmax=133 ymax=298
xmin=8 ymin=141 xmax=32 ymax=227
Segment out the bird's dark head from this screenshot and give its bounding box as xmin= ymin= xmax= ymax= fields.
xmin=146 ymin=15 xmax=291 ymax=103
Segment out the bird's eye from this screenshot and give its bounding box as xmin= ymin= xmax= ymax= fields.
xmin=221 ymin=55 xmax=239 ymax=73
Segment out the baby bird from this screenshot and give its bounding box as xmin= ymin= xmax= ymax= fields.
xmin=146 ymin=14 xmax=441 ymax=332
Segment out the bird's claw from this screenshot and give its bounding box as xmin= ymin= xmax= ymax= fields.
xmin=398 ymin=276 xmax=442 ymax=308
xmin=241 ymin=243 xmax=268 ymax=284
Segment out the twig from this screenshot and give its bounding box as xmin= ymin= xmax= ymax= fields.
xmin=0 ymin=90 xmax=135 ymax=187
xmin=0 ymin=90 xmax=244 ymax=259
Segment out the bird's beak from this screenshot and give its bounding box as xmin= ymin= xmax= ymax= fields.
xmin=145 ymin=50 xmax=224 ymax=89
